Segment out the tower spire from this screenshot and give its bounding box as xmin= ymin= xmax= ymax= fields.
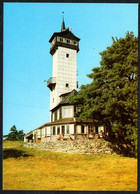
xmin=61 ymin=11 xmax=65 ymax=32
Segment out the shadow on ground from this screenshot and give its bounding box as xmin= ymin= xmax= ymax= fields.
xmin=105 ymin=137 xmax=136 ymax=158
xmin=3 ymin=148 xmax=32 ymax=159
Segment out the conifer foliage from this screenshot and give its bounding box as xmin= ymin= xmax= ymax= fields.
xmin=3 ymin=125 xmax=25 ymax=141
xmin=70 ymin=32 xmax=138 ymax=156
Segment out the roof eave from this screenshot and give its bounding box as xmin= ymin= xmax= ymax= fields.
xmin=49 ymin=30 xmax=80 ymax=43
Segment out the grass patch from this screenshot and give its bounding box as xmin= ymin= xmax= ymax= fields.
xmin=3 ymin=141 xmax=137 ymax=191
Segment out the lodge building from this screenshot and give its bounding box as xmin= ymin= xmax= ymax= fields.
xmin=24 ymin=19 xmax=105 ymax=143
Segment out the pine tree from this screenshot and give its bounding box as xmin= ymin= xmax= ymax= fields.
xmin=70 ymin=32 xmax=138 ymax=156
xmin=4 ymin=125 xmax=25 ymax=141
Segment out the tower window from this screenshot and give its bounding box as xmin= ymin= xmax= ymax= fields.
xmin=66 ymin=83 xmax=69 ymax=87
xmin=60 ymin=38 xmax=63 ymax=42
xmin=74 ymin=41 xmax=77 ymax=45
xmin=67 ymin=39 xmax=70 ymax=43
xmin=66 ymin=54 xmax=69 ymax=58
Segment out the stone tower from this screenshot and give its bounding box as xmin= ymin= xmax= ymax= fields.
xmin=24 ymin=18 xmax=106 ymax=143
xmin=47 ymin=19 xmax=80 ymax=113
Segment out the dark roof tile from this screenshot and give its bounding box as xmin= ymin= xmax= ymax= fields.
xmin=49 ymin=29 xmax=80 ymax=43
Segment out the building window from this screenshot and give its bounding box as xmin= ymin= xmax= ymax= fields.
xmin=62 ymin=126 xmax=65 ymax=135
xmin=51 ymin=113 xmax=53 ymax=122
xmin=66 ymin=53 xmax=69 ymax=58
xmin=60 ymin=37 xmax=63 ymax=42
xmin=63 ymin=107 xmax=73 ymax=118
xmin=60 ymin=108 xmax=62 ymax=118
xmin=88 ymin=126 xmax=93 ymax=134
xmin=66 ymin=83 xmax=69 ymax=87
xmin=59 ymin=108 xmax=62 ymax=119
xmin=74 ymin=41 xmax=77 ymax=45
xmin=57 ymin=127 xmax=60 ymax=135
xmin=88 ymin=126 xmax=91 ymax=133
xmin=67 ymin=39 xmax=70 ymax=43
xmin=82 ymin=125 xmax=84 ymax=134
xmin=54 ymin=110 xmax=57 ymax=121
xmin=45 ymin=127 xmax=47 ymax=137
xmin=96 ymin=126 xmax=98 ymax=134
xmin=53 ymin=127 xmax=55 ymax=135
xmin=66 ymin=126 xmax=69 ymax=134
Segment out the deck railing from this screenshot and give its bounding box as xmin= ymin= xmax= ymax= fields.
xmin=47 ymin=77 xmax=56 ymax=87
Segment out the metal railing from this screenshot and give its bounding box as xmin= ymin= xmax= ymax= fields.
xmin=47 ymin=77 xmax=56 ymax=86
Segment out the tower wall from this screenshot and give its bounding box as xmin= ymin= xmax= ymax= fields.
xmin=50 ymin=46 xmax=77 ymax=111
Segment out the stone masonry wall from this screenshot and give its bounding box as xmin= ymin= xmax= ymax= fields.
xmin=24 ymin=139 xmax=116 ymax=154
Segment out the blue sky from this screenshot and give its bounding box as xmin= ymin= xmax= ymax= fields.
xmin=3 ymin=3 xmax=138 ymax=135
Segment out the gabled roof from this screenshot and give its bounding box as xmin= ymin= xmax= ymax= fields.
xmin=60 ymin=89 xmax=78 ymax=104
xmin=51 ymin=89 xmax=78 ymax=111
xmin=59 ymin=91 xmax=71 ymax=97
xmin=49 ymin=29 xmax=80 ymax=43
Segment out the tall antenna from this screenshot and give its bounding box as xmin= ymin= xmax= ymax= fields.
xmin=61 ymin=11 xmax=65 ymax=32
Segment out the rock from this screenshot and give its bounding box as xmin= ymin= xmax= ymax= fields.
xmin=23 ymin=139 xmax=116 ymax=155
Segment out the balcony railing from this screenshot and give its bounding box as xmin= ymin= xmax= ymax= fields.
xmin=47 ymin=77 xmax=56 ymax=91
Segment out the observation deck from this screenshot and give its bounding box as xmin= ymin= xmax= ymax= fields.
xmin=47 ymin=77 xmax=56 ymax=91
